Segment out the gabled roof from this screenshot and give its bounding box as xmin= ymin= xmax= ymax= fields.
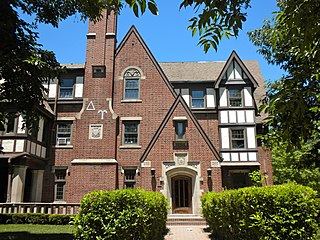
xmin=214 ymin=51 xmax=259 ymax=88
xmin=116 ymin=25 xmax=177 ymax=97
xmin=140 ymin=95 xmax=221 ymax=162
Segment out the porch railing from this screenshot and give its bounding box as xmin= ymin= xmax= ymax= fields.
xmin=0 ymin=203 xmax=80 ymax=215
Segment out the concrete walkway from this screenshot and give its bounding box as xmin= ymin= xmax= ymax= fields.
xmin=164 ymin=225 xmax=211 ymax=240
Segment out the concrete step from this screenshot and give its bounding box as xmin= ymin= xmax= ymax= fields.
xmin=167 ymin=214 xmax=207 ymax=226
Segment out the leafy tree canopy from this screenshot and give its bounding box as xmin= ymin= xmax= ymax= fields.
xmin=249 ymin=0 xmax=320 ymax=147
xmin=249 ymin=0 xmax=320 ymax=190
xmin=0 ymin=0 xmax=251 ymax=127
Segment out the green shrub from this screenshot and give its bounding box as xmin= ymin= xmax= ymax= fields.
xmin=73 ymin=189 xmax=169 ymax=240
xmin=0 ymin=213 xmax=73 ymax=225
xmin=202 ymin=184 xmax=319 ymax=240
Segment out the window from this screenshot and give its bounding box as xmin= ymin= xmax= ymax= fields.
xmin=191 ymin=90 xmax=205 ymax=108
xmin=54 ymin=169 xmax=66 ymax=201
xmin=175 ymin=121 xmax=186 ymax=140
xmin=123 ymin=68 xmax=141 ymax=100
xmin=59 ymin=79 xmax=74 ymax=98
xmin=124 ymin=168 xmax=136 ymax=189
xmin=56 ymin=123 xmax=72 ymax=145
xmin=92 ymin=66 xmax=106 ymax=78
xmin=125 ymin=79 xmax=139 ymax=99
xmin=229 ymin=88 xmax=242 ymax=107
xmin=231 ymin=129 xmax=245 ymax=149
xmin=123 ymin=121 xmax=139 ymax=145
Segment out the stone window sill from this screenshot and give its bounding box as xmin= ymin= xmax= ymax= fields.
xmin=121 ymin=99 xmax=142 ymax=103
xmin=120 ymin=145 xmax=142 ymax=149
xmin=54 ymin=145 xmax=74 ymax=149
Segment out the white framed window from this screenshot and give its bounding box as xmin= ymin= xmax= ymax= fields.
xmin=228 ymin=88 xmax=242 ymax=107
xmin=123 ymin=121 xmax=139 ymax=145
xmin=231 ymin=129 xmax=245 ymax=149
xmin=54 ymin=169 xmax=67 ymax=201
xmin=124 ymin=168 xmax=137 ymax=189
xmin=56 ymin=123 xmax=72 ymax=145
xmin=123 ymin=68 xmax=141 ymax=100
xmin=59 ymin=78 xmax=74 ymax=99
xmin=191 ymin=90 xmax=205 ymax=108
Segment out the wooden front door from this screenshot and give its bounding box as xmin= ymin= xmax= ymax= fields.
xmin=172 ymin=176 xmax=192 ymax=214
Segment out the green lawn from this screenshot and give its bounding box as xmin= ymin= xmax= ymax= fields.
xmin=0 ymin=224 xmax=74 ymax=240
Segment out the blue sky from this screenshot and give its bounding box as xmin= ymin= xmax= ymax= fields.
xmin=35 ymin=0 xmax=285 ymax=82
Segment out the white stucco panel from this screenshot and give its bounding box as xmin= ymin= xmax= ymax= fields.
xmin=221 ymin=152 xmax=230 ymax=161
xmin=219 ymin=88 xmax=228 ymax=107
xmin=245 ymin=110 xmax=255 ymax=123
xmin=220 ymin=128 xmax=230 ymax=149
xmin=74 ymin=83 xmax=83 ymax=98
xmin=237 ymin=111 xmax=245 ymax=123
xmin=17 ymin=115 xmax=26 ymax=134
xmin=48 ymin=83 xmax=57 ymax=98
xmin=248 ymin=152 xmax=257 ymax=161
xmin=239 ymin=152 xmax=248 ymax=161
xmin=247 ymin=127 xmax=256 ymax=148
xmin=182 ymin=95 xmax=190 ymax=106
xmin=244 ymin=87 xmax=253 ymax=106
xmin=15 ymin=140 xmax=25 ymax=152
xmin=37 ymin=117 xmax=44 ymax=142
xmin=229 ymin=111 xmax=237 ymax=123
xmin=234 ymin=61 xmax=242 ymax=79
xmin=206 ymin=88 xmax=215 ymax=108
xmin=231 ymin=152 xmax=239 ymax=161
xmin=220 ymin=111 xmax=228 ymax=123
xmin=2 ymin=140 xmax=14 ymax=152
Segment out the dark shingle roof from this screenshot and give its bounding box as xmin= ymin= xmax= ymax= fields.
xmin=159 ymin=60 xmax=267 ymax=122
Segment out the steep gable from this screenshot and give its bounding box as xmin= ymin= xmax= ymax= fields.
xmin=215 ymin=51 xmax=259 ymax=88
xmin=140 ymin=95 xmax=221 ymax=162
xmin=116 ymin=26 xmax=176 ymax=97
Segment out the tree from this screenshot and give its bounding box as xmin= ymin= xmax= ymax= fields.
xmin=0 ymin=0 xmax=251 ymax=127
xmin=248 ymin=0 xmax=320 ymax=190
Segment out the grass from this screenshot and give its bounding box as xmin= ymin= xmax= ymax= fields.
xmin=0 ymin=224 xmax=74 ymax=240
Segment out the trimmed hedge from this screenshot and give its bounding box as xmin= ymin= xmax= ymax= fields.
xmin=202 ymin=184 xmax=319 ymax=240
xmin=0 ymin=213 xmax=74 ymax=225
xmin=73 ymin=189 xmax=169 ymax=240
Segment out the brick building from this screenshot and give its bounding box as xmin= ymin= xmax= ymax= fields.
xmin=0 ymin=11 xmax=272 ymax=214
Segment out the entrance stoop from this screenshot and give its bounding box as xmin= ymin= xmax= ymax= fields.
xmin=167 ymin=214 xmax=207 ymax=226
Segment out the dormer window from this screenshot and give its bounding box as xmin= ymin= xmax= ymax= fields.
xmin=228 ymin=88 xmax=242 ymax=107
xmin=59 ymin=79 xmax=74 ymax=99
xmin=191 ymin=90 xmax=205 ymax=108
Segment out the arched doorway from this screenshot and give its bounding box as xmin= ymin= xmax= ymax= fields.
xmin=172 ymin=175 xmax=192 ymax=214
xmin=163 ymin=164 xmax=201 ymax=215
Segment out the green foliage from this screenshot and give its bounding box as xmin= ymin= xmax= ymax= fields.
xmin=182 ymin=0 xmax=251 ymax=52
xmin=0 ymin=213 xmax=74 ymax=225
xmin=249 ymin=0 xmax=320 ymax=192
xmin=271 ymin=138 xmax=320 ymax=193
xmin=73 ymin=189 xmax=169 ymax=240
xmin=249 ymin=170 xmax=267 ymax=187
xmin=202 ymin=184 xmax=319 ymax=240
xmin=248 ymin=0 xmax=320 ymax=147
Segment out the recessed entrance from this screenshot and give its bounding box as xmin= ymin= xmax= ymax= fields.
xmin=172 ymin=176 xmax=192 ymax=214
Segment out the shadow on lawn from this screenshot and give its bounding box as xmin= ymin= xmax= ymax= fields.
xmin=0 ymin=232 xmax=73 ymax=240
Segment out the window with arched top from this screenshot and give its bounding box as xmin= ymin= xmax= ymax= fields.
xmin=123 ymin=68 xmax=141 ymax=100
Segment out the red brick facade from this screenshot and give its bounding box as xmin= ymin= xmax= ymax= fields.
xmin=0 ymin=10 xmax=272 ymax=214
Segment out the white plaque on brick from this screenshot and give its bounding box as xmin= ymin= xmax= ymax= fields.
xmin=89 ymin=124 xmax=103 ymax=139
xmin=211 ymin=161 xmax=220 ymax=168
xmin=141 ymin=161 xmax=151 ymax=168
